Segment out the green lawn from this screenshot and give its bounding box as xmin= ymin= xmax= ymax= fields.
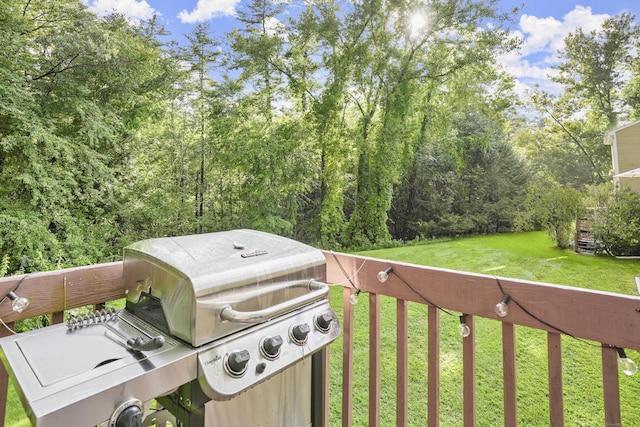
xmin=327 ymin=231 xmax=640 ymax=426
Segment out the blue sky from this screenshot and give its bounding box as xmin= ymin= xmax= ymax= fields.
xmin=83 ymin=0 xmax=640 ymax=96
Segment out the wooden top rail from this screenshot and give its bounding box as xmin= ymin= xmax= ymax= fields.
xmin=0 ymin=254 xmax=638 ymax=351
xmin=0 ymin=262 xmax=125 ymax=323
xmin=323 ymin=251 xmax=640 ymax=351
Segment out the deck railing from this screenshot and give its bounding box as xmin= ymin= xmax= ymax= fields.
xmin=1 ymin=252 xmax=639 ymax=426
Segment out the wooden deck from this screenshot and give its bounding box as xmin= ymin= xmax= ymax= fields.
xmin=1 ymin=252 xmax=639 ymax=425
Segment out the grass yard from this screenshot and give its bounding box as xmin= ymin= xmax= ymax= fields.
xmin=327 ymin=231 xmax=640 ymax=426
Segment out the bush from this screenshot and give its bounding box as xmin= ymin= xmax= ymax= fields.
xmin=591 ymin=186 xmax=640 ymax=256
xmin=414 ymin=214 xmax=476 ymax=238
xmin=517 ymin=178 xmax=583 ymax=248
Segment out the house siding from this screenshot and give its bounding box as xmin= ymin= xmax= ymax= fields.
xmin=608 ymin=121 xmax=640 ymax=195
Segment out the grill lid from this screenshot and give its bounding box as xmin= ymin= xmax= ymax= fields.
xmin=123 ymin=229 xmax=328 ymax=346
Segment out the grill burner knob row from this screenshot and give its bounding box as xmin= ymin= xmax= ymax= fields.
xmin=290 ymin=323 xmax=310 ymax=345
xmin=261 ymin=335 xmax=283 ymax=359
xmin=225 ymin=349 xmax=251 ymax=377
xmin=314 ymin=312 xmax=334 ymax=333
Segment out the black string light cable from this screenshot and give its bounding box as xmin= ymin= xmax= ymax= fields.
xmin=384 ymin=265 xmax=456 ymax=317
xmin=378 ymin=264 xmax=472 ymax=337
xmin=330 ymin=253 xmax=637 ymax=373
xmin=494 ymin=276 xmax=587 ymax=341
xmin=331 ymin=250 xmax=460 ymax=314
xmin=494 ymin=276 xmax=638 ymax=375
xmin=330 ymin=251 xmax=367 ymax=305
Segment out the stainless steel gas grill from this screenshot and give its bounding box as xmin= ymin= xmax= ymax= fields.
xmin=0 ymin=229 xmax=341 ymax=427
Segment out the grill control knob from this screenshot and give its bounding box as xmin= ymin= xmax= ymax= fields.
xmin=115 ymin=405 xmax=142 ymax=427
xmin=290 ymin=323 xmax=310 ymax=345
xmin=261 ymin=335 xmax=283 ymax=359
xmin=314 ymin=312 xmax=334 ymax=333
xmin=225 ymin=350 xmax=250 ymax=377
xmin=110 ymin=399 xmax=143 ymax=427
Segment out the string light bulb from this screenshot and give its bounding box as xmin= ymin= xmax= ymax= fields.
xmin=6 ymin=291 xmax=29 ymax=313
xmin=349 ymin=289 xmax=361 ymax=305
xmin=459 ymin=314 xmax=470 ymax=338
xmin=377 ymin=267 xmax=393 ymax=283
xmin=617 ymin=347 xmax=638 ymax=376
xmin=495 ymin=294 xmax=510 ymax=317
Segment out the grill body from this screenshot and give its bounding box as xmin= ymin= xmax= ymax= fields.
xmin=0 ymin=230 xmax=340 ymax=426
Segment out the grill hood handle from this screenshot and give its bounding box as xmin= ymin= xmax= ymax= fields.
xmin=218 ymin=280 xmax=329 ymax=324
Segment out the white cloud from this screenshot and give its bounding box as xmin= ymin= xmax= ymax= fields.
xmin=265 ymin=16 xmax=287 ymax=37
xmin=498 ymin=6 xmax=610 ymax=95
xmin=518 ymin=6 xmax=608 ymax=65
xmin=83 ymin=0 xmax=156 ymax=22
xmin=178 ymin=0 xmax=240 ymax=23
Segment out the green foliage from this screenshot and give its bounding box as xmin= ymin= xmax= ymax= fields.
xmin=517 ymin=178 xmax=584 ymax=248
xmin=391 ymin=108 xmax=529 ymax=240
xmin=0 ymin=212 xmax=62 ymax=273
xmin=0 ymin=0 xmax=177 ymax=272
xmin=590 ymin=186 xmax=640 ymax=256
xmin=555 ymin=13 xmax=639 ymax=126
xmin=524 ymin=93 xmax=611 ymax=186
xmin=2 ymin=0 xmax=636 ymax=269
xmin=0 ymin=254 xmax=9 ymax=277
xmin=339 ymin=0 xmax=519 ymax=247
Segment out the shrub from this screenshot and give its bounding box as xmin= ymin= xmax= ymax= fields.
xmin=591 ymin=186 xmax=640 ymax=256
xmin=517 ymin=178 xmax=584 ymax=248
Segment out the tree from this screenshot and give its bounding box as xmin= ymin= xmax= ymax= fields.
xmin=525 ymin=14 xmax=640 ymax=188
xmin=229 ymin=0 xmax=286 ymax=123
xmin=0 ymin=0 xmax=178 ymax=272
xmin=216 ymin=0 xmax=316 ymax=236
xmin=527 ymin=92 xmax=610 ymax=186
xmin=181 ymin=23 xmax=220 ymax=234
xmin=339 ymin=0 xmax=519 ymax=246
xmin=390 ymin=104 xmax=530 ymax=240
xmin=555 ymin=13 xmax=639 ymax=127
xmin=273 ymin=0 xmax=363 ymax=246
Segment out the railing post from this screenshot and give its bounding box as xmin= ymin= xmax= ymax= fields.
xmin=369 ymin=293 xmax=381 ymax=427
xmin=502 ymin=323 xmax=517 ymax=426
xmin=463 ymin=314 xmax=476 ymax=427
xmin=342 ymin=287 xmax=355 ymax=427
xmin=0 ymin=321 xmax=14 ymax=427
xmin=428 ymin=306 xmax=440 ymax=427
xmin=548 ymin=332 xmax=564 ymax=427
xmin=601 ymin=345 xmax=621 ymax=427
xmin=51 ymin=311 xmax=64 ymax=325
xmin=396 ymin=299 xmax=409 ymax=427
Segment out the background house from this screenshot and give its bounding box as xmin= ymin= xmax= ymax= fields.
xmin=576 ymin=121 xmax=640 ymax=254
xmin=605 ymin=120 xmax=640 ymax=195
